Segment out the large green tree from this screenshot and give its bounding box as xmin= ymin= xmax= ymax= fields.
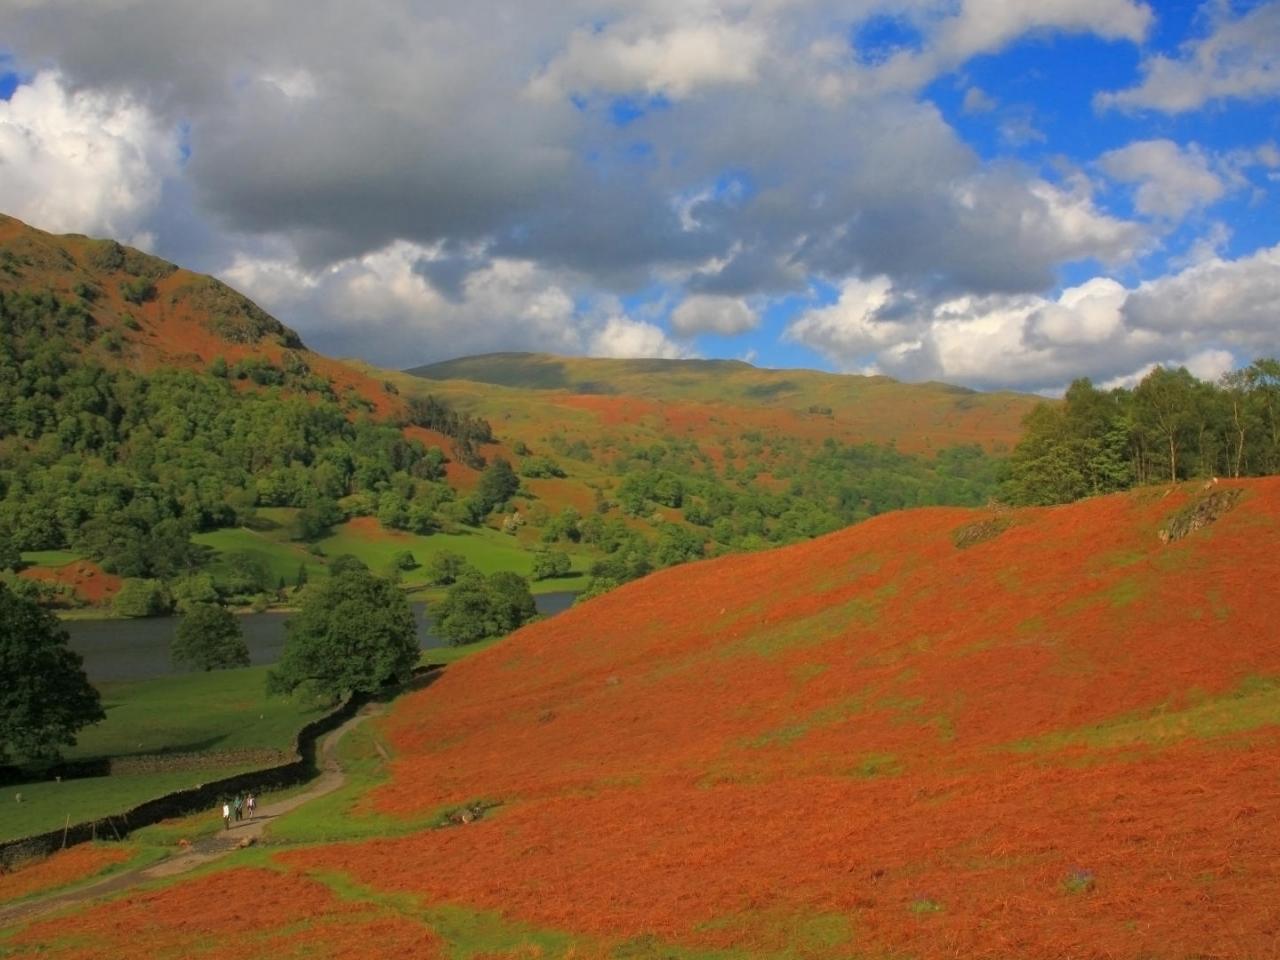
xmin=171 ymin=603 xmax=250 ymax=671
xmin=435 ymin=569 xmax=537 ymax=646
xmin=0 ymin=581 xmax=104 ymax=763
xmin=475 ymin=457 xmax=519 ymax=514
xmin=267 ymin=569 xmax=417 ymax=700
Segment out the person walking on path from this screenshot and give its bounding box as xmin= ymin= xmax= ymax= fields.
xmin=221 ymin=800 xmax=231 ymax=830
xmin=246 ymin=793 xmax=256 ymax=819
xmin=233 ymin=794 xmax=244 ymax=822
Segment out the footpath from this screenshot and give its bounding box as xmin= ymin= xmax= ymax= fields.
xmin=0 ymin=702 xmax=383 ymax=927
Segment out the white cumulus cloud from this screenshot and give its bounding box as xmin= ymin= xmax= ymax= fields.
xmin=0 ymin=70 xmax=178 ymax=241
xmin=1099 ymin=139 xmax=1225 ymax=219
xmin=590 ymin=316 xmax=690 ymax=359
xmin=1097 ymin=1 xmax=1280 ymax=113
xmin=669 ymin=294 xmax=758 ymax=335
xmin=528 ymin=18 xmax=766 ymax=101
xmin=786 ymin=242 xmax=1280 ymax=392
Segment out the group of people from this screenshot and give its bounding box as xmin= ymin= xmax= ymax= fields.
xmin=219 ymin=792 xmax=257 ymax=829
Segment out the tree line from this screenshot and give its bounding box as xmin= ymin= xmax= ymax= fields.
xmin=0 ymin=288 xmax=478 ymax=575
xmin=1003 ymin=359 xmax=1280 ymax=505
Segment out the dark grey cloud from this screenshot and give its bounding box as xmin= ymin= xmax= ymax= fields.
xmin=0 ymin=0 xmax=1145 ymax=298
xmin=12 ymin=0 xmax=1244 ymax=391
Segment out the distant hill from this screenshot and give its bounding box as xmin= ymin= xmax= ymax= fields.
xmin=0 ymin=214 xmax=1030 ymax=613
xmin=0 ymin=213 xmax=402 ymax=420
xmin=409 ymin=351 xmax=1040 ymax=455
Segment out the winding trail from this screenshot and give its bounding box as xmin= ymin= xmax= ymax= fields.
xmin=0 ymin=702 xmax=385 ymax=927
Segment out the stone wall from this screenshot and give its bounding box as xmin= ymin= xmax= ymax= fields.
xmin=0 ymin=696 xmax=360 ymax=870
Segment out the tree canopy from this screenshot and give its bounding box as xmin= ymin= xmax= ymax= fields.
xmin=267 ymin=569 xmax=417 ymax=700
xmin=172 ymin=602 xmax=250 ymax=671
xmin=0 ymin=581 xmax=104 ymax=763
xmin=434 ymin=569 xmax=537 ymax=645
xmin=1003 ymin=360 xmax=1280 ymax=505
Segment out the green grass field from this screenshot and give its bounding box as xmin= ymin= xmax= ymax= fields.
xmin=2 ymin=766 xmax=258 ymax=843
xmin=318 ymin=523 xmax=590 ymax=594
xmin=18 ymin=550 xmax=83 ymax=568
xmin=66 ymin=667 xmax=330 ymax=761
xmin=193 ymin=515 xmax=588 ymax=596
xmin=2 ymin=667 xmax=330 ymax=843
xmin=193 ymin=525 xmax=320 ymax=586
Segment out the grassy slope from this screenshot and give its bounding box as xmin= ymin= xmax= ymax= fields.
xmin=2 ymin=667 xmax=328 ymax=842
xmin=3 ymin=216 xmax=1041 ymax=612
xmin=192 ymin=526 xmax=320 ymax=586
xmin=0 ymin=214 xmax=404 ymax=420
xmin=191 ymin=514 xmax=589 ymax=595
xmin=288 ymin=478 xmax=1280 ymax=958
xmin=13 ymin=479 xmax=1280 ymax=959
xmin=406 ymin=351 xmax=1039 ymax=455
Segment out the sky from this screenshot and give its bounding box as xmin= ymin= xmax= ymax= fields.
xmin=0 ymin=0 xmax=1278 ymax=394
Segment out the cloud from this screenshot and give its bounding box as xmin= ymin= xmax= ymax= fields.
xmin=1099 ymin=139 xmax=1224 ymax=219
xmin=998 ymin=109 xmax=1046 ymax=147
xmin=1097 ymin=1 xmax=1280 ymax=113
xmin=589 ymin=316 xmax=690 ymax=359
xmin=0 ymin=0 xmax=1165 ymax=370
xmin=0 ymin=71 xmax=178 ymax=240
xmin=961 ymin=85 xmax=996 ymax=113
xmin=669 ymin=294 xmax=758 ymax=335
xmin=527 ymin=18 xmax=766 ymax=101
xmin=1122 ymin=242 xmax=1280 ymax=350
xmin=934 ymin=0 xmax=1152 ymax=60
xmin=783 ymin=276 xmax=906 ymax=359
xmin=840 ymin=0 xmax=1152 ymax=95
xmin=786 ymin=243 xmax=1280 ymax=392
xmin=223 ymin=242 xmax=586 ymax=365
xmin=0 ymin=1 xmax=1150 ymax=291
xmin=221 ymin=239 xmax=699 ymax=365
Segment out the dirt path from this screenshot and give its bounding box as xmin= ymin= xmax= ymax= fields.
xmin=0 ymin=702 xmax=384 ymax=927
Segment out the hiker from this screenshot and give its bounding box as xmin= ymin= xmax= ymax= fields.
xmin=246 ymin=793 xmax=257 ymax=819
xmin=221 ymin=800 xmax=231 ymax=830
xmin=234 ymin=793 xmax=244 ymax=822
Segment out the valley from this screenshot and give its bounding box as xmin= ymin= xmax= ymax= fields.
xmin=2 ymin=217 xmax=1279 ymax=959
xmin=5 ymin=478 xmax=1280 ymax=958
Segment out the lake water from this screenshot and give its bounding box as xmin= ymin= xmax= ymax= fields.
xmin=63 ymin=592 xmax=578 ymax=682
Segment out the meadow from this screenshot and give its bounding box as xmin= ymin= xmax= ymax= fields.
xmin=2 ymin=666 xmax=328 ymax=843
xmin=192 ymin=511 xmax=590 ymax=597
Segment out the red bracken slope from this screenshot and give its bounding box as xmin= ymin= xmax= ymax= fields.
xmin=285 ymin=478 xmax=1280 ymax=959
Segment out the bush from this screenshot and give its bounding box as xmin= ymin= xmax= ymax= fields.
xmin=119 ymin=277 xmax=156 ymax=305
xmin=520 ymin=456 xmax=566 ymax=479
xmin=113 ymin=578 xmax=173 ymax=618
xmin=217 ymin=552 xmax=271 ymax=599
xmin=531 ymin=549 xmax=572 ymax=580
xmin=329 ymin=554 xmax=369 ymax=577
xmin=296 ymin=497 xmax=343 ymax=541
xmin=171 ymin=603 xmax=250 ymax=671
xmin=435 ymin=570 xmax=537 ymax=645
xmin=171 ymin=573 xmax=219 ymax=612
xmin=426 ymin=551 xmax=470 ymax=586
xmin=0 ymin=538 xmax=22 ymax=572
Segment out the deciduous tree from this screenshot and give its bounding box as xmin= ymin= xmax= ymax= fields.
xmin=172 ymin=603 xmax=250 ymax=671
xmin=267 ymin=569 xmax=417 ymax=700
xmin=0 ymin=581 xmax=104 ymax=763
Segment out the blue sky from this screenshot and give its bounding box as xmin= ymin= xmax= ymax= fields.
xmin=1 ymin=1 xmax=1278 ymax=392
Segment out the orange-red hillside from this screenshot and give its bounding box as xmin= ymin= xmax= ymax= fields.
xmin=289 ymin=478 xmax=1280 ymax=959
xmin=0 ymin=213 xmax=404 ymax=421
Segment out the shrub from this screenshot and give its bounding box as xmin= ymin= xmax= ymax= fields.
xmin=113 ymin=578 xmax=173 ymax=618
xmin=171 ymin=603 xmax=250 ymax=671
